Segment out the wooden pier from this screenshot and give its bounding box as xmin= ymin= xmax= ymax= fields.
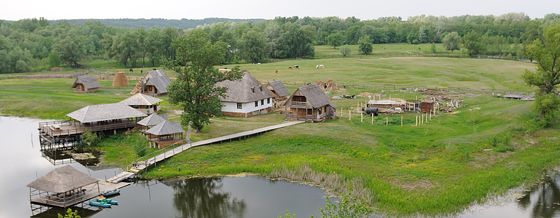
xmin=30 ymin=181 xmax=130 ymax=208
xmin=106 ymin=121 xmax=304 ymax=182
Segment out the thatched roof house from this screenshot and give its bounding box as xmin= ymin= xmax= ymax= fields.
xmin=216 ymin=72 xmax=274 ymax=117
xmin=286 ymin=84 xmax=335 ymax=122
xmin=137 ymin=113 xmax=166 ymax=128
xmin=120 ymin=93 xmax=162 ymax=114
xmin=67 ymin=103 xmax=146 ymax=124
xmin=72 ymin=75 xmax=100 ymax=92
xmin=267 ymin=80 xmax=290 ymax=98
xmin=131 ymin=69 xmax=171 ymax=96
xmin=145 ymin=120 xmax=184 ymax=148
xmin=27 ymin=165 xmax=100 ymax=208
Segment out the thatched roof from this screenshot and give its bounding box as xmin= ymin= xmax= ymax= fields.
xmin=268 ymin=80 xmax=290 ymax=97
xmin=216 ymin=72 xmax=274 ymax=103
xmin=67 ymin=103 xmax=146 ymax=123
xmin=293 ymin=84 xmax=332 ymax=108
xmin=120 ymin=93 xmax=162 ymax=106
xmin=145 ymin=70 xmax=171 ymax=94
xmin=72 ymin=75 xmax=100 ymax=90
xmin=137 ymin=113 xmax=166 ymax=127
xmin=146 ymin=120 xmax=184 ymax=136
xmin=27 ymin=165 xmax=98 ymax=193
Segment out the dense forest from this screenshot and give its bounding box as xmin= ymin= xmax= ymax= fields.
xmin=1 ymin=13 xmax=559 ymax=73
xmin=49 ymin=18 xmax=264 ymax=29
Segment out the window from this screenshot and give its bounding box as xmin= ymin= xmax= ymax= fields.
xmin=251 ymin=87 xmax=255 ymax=93
xmin=259 ymin=86 xmax=263 ymax=91
xmin=261 ymin=99 xmax=264 ymax=105
xmin=307 ymin=109 xmax=313 ymax=115
xmin=267 ymin=98 xmax=270 ymax=104
xmin=237 ymin=103 xmax=242 ymax=109
xmin=255 ymin=101 xmax=258 ymax=107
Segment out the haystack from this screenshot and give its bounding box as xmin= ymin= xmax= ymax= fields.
xmin=112 ymin=71 xmax=129 ymax=87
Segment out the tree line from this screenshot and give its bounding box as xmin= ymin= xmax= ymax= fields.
xmin=1 ymin=13 xmax=559 ymax=73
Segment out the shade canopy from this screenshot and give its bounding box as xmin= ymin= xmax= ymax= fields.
xmin=137 ymin=113 xmax=166 ymax=127
xmin=27 ymin=165 xmax=98 ymax=193
xmin=67 ymin=103 xmax=146 ymax=123
xmin=146 ymin=120 xmax=184 ymax=136
xmin=120 ymin=93 xmax=162 ymax=106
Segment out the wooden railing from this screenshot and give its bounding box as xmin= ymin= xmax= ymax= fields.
xmin=39 ymin=120 xmax=137 ymax=137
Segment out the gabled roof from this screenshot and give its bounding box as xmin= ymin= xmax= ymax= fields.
xmin=27 ymin=165 xmax=98 ymax=193
xmin=268 ymin=80 xmax=290 ymax=97
xmin=72 ymin=75 xmax=100 ymax=90
xmin=67 ymin=103 xmax=146 ymax=123
xmin=216 ymin=72 xmax=274 ymax=103
xmin=144 ymin=70 xmax=171 ymax=93
xmin=120 ymin=93 xmax=162 ymax=106
xmin=146 ymin=120 xmax=184 ymax=136
xmin=292 ymin=84 xmax=332 ymax=108
xmin=137 ymin=113 xmax=166 ymax=127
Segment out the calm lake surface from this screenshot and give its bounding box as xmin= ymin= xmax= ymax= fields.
xmin=0 ymin=116 xmax=327 ymax=218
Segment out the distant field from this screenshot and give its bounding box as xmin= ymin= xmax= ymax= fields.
xmin=314 ymin=43 xmax=468 ymax=59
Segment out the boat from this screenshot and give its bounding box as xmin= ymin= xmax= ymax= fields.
xmin=89 ymin=200 xmax=111 ymax=208
xmin=101 ymin=189 xmax=120 ymax=197
xmin=93 ymin=198 xmax=119 ymax=205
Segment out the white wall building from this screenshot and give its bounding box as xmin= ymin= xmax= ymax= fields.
xmin=216 ymin=72 xmax=274 ymax=117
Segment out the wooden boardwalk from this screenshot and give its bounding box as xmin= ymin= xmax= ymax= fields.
xmin=107 ymin=121 xmax=304 ymax=182
xmin=30 ymin=181 xmax=130 ymax=207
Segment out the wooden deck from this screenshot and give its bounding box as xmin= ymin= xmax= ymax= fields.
xmin=30 ymin=181 xmax=130 ymax=208
xmin=124 ymin=121 xmax=304 ymax=174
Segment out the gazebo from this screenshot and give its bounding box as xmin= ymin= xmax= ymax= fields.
xmin=145 ymin=120 xmax=184 ymax=148
xmin=137 ymin=113 xmax=166 ymax=130
xmin=120 ymin=93 xmax=162 ymax=115
xmin=27 ymin=165 xmax=100 ymax=208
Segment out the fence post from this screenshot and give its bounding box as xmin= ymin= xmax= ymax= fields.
xmin=348 ymin=110 xmax=351 ymax=121
xmin=360 ymin=113 xmax=363 ymax=123
xmin=371 ymin=114 xmax=374 ymax=125
xmin=401 ymin=115 xmax=403 ymax=126
xmin=385 ymin=117 xmax=388 ymax=126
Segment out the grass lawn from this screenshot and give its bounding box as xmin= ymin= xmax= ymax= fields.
xmin=0 ymin=44 xmax=555 ymax=215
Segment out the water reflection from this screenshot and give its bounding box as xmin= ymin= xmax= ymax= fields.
xmin=170 ymin=178 xmax=246 ymax=218
xmin=529 ymin=173 xmax=560 ymax=218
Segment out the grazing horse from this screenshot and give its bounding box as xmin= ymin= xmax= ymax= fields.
xmin=315 ymin=64 xmax=325 ymax=69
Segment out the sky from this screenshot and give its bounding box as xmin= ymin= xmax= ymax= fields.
xmin=1 ymin=0 xmax=559 ymax=20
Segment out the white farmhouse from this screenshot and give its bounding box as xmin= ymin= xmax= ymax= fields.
xmin=216 ymin=72 xmax=274 ymax=117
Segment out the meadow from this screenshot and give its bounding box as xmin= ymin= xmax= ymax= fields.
xmin=0 ymin=44 xmax=556 ymax=215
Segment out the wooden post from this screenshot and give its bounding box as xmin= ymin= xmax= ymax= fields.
xmin=371 ymin=114 xmax=374 ymax=125
xmin=421 ymin=114 xmax=424 ymax=125
xmin=429 ymin=110 xmax=432 ymax=120
xmin=400 ymin=115 xmax=403 ymax=126
xmin=385 ymin=117 xmax=389 ymax=126
xmin=361 ymin=112 xmax=363 ymax=122
xmin=415 ymin=115 xmax=418 ymax=126
xmin=348 ymin=110 xmax=351 ymax=120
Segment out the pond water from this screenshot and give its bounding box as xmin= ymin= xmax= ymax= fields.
xmin=0 ymin=116 xmax=327 ymax=218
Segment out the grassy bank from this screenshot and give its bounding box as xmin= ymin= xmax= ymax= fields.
xmin=141 ymin=96 xmax=560 ymax=215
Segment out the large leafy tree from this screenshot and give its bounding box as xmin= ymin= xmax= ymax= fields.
xmin=463 ymin=32 xmax=485 ymax=57
xmin=168 ymin=30 xmax=241 ymax=132
xmin=442 ymin=32 xmax=461 ymax=52
xmin=326 ymin=32 xmax=345 ymax=48
xmin=54 ymin=34 xmax=87 ymax=68
xmin=240 ymin=30 xmax=268 ymax=63
xmin=523 ymin=23 xmax=560 ymax=126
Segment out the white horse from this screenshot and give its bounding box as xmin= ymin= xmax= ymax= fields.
xmin=315 ymin=64 xmax=325 ymax=69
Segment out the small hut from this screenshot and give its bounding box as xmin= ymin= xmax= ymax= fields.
xmin=131 ymin=69 xmax=171 ymax=96
xmin=137 ymin=113 xmax=166 ymax=130
xmin=145 ymin=120 xmax=184 ymax=148
xmin=27 ymin=165 xmax=100 ymax=208
xmin=72 ymin=75 xmax=100 ymax=92
xmin=286 ymin=84 xmax=336 ymax=122
xmin=266 ymin=80 xmax=290 ymax=101
xmin=120 ymin=93 xmax=162 ymax=115
xmin=112 ymin=71 xmax=129 ymax=87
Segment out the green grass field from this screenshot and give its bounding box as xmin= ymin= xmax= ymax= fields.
xmin=0 ymin=43 xmax=555 ymax=215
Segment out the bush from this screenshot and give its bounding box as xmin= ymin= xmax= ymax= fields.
xmin=340 ymin=46 xmax=351 ymax=57
xmin=134 ymin=143 xmax=147 ymax=157
xmin=82 ymin=131 xmax=99 ymax=146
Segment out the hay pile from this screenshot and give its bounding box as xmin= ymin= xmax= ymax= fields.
xmin=112 ymin=72 xmax=129 ymax=87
